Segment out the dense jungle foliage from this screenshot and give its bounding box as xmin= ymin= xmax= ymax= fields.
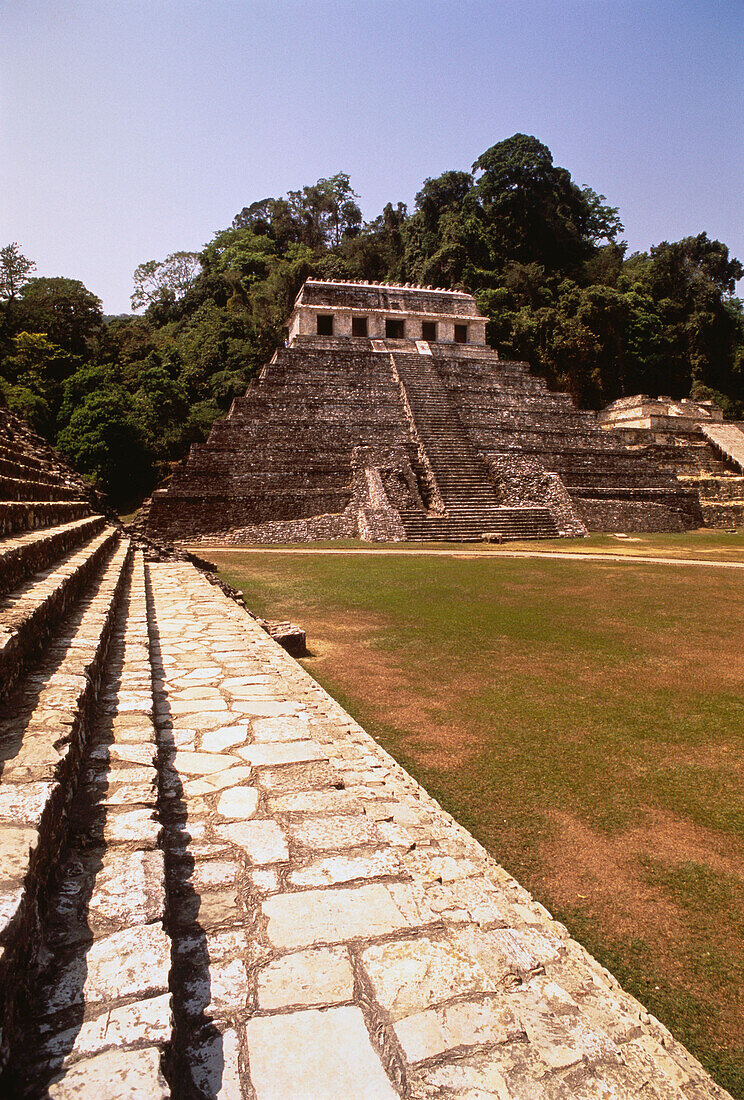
xmin=1 ymin=134 xmax=742 ymax=503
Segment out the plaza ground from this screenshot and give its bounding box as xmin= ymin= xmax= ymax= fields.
xmin=206 ymin=535 xmax=744 ymax=1096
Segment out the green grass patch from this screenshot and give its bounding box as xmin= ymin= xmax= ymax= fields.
xmin=212 ymin=548 xmax=744 ymax=1095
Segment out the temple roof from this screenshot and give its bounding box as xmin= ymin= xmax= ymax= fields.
xmin=294 ymin=279 xmax=483 ymax=319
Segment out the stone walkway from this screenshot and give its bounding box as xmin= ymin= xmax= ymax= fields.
xmin=11 ymin=555 xmax=731 ymax=1097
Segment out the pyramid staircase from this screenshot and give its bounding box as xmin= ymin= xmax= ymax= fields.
xmin=0 ymin=409 xmax=132 ymax=1084
xmin=391 ymin=351 xmax=557 ymax=541
xmin=701 ymin=423 xmax=744 ymax=474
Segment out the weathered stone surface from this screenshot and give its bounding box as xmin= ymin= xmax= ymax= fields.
xmin=215 ymin=786 xmax=259 ymax=819
xmin=213 ymin=820 xmax=289 ymax=864
xmin=0 ymin=780 xmax=54 ymax=824
xmin=172 ymin=750 xmax=238 ymax=774
xmin=245 ymin=1006 xmax=398 ymax=1099
xmin=262 ymin=883 xmax=414 ymax=948
xmin=257 ymin=946 xmax=355 ymax=1009
xmin=103 ymin=808 xmax=160 ymax=846
xmin=394 ymin=995 xmax=522 ymax=1062
xmin=47 ymin=1046 xmax=169 ymax=1099
xmin=183 ymin=1027 xmax=242 ymax=1100
xmin=289 ymin=848 xmax=404 ymax=887
xmin=252 ymin=715 xmax=311 ymax=742
xmin=87 ymin=850 xmax=165 ymax=928
xmin=362 ymin=936 xmax=490 ymax=1020
xmin=266 ymin=787 xmax=359 ymax=815
xmin=41 ymin=994 xmax=172 ymax=1062
xmin=183 ymin=765 xmax=255 ymax=797
xmin=43 ymin=924 xmax=170 ymax=1011
xmin=182 ymin=956 xmax=248 ymax=1016
xmin=237 ymin=740 xmax=327 ymax=767
xmin=0 ymin=824 xmax=37 ymax=890
xmin=200 ymin=724 xmax=249 ymax=752
xmin=287 ymin=813 xmax=381 ymax=851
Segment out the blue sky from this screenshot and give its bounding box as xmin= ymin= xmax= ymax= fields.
xmin=2 ymin=0 xmax=742 ymax=313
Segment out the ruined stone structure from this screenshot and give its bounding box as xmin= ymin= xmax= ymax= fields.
xmin=0 ymin=410 xmax=733 ymax=1096
xmin=146 ymin=280 xmax=702 ymax=542
xmin=601 ymin=396 xmax=744 ymax=528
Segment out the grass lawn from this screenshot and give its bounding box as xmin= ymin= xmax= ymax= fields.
xmin=211 ymin=546 xmax=744 ymax=1096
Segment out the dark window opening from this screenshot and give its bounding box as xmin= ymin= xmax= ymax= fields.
xmin=454 ymin=324 xmax=468 ymax=343
xmin=317 ymin=314 xmax=334 ymax=336
xmin=421 ymin=321 xmax=437 ymax=341
xmin=386 ymin=318 xmax=405 ymax=339
xmin=352 ymin=316 xmax=368 ymax=337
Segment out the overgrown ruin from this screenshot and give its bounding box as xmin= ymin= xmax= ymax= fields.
xmin=146 ymin=280 xmax=706 ymax=543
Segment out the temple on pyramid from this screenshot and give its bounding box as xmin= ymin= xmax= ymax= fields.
xmin=145 ymin=280 xmax=703 ymax=542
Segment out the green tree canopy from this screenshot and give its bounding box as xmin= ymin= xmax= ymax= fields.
xmin=18 ymin=277 xmax=103 ymax=357
xmin=0 ymin=243 xmax=36 ymax=301
xmin=131 ymin=252 xmax=202 ymax=311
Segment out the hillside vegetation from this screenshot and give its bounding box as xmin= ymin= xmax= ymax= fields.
xmin=1 ymin=134 xmax=742 ymax=503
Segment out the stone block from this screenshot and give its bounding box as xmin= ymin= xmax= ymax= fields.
xmin=42 ymin=924 xmax=170 ymax=1012
xmin=262 ymin=883 xmax=413 ymax=948
xmin=41 ymin=994 xmax=172 ymax=1062
xmin=361 ymin=935 xmax=490 ymax=1021
xmin=287 ymin=813 xmax=381 ymax=851
xmin=245 ymin=1006 xmax=398 ymax=1099
xmin=213 ymin=819 xmax=289 ymax=864
xmin=394 ymin=995 xmax=522 ymax=1062
xmin=288 ymin=849 xmax=404 ymax=888
xmin=257 ymin=946 xmax=354 ymax=1009
xmin=236 ymin=740 xmax=327 ymax=767
xmin=215 ymin=786 xmax=259 ymax=819
xmin=47 ymin=1046 xmax=169 ymax=1099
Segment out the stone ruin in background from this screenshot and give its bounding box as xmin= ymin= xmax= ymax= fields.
xmin=143 ymin=279 xmax=744 ymax=544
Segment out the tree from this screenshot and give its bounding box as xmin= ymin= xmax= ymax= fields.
xmin=0 ymin=243 xmax=36 ymax=300
xmin=18 ymin=277 xmax=103 ymax=356
xmin=131 ymin=252 xmax=202 ymax=311
xmin=472 ymin=134 xmax=622 ymax=272
xmin=56 ymin=385 xmax=152 ymax=500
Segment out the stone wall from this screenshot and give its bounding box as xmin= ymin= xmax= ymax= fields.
xmin=484 ymin=453 xmax=587 ymax=537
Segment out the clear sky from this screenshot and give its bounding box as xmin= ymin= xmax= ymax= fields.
xmin=2 ymin=0 xmax=742 ymax=314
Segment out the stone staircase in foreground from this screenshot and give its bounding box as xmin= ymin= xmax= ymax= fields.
xmin=392 ymin=351 xmax=557 ymax=542
xmin=0 ymin=409 xmax=131 ymax=1086
xmin=0 ymin=414 xmax=731 ymax=1096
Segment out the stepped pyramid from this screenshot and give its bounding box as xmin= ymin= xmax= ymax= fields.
xmin=146 ymin=279 xmax=702 ymax=542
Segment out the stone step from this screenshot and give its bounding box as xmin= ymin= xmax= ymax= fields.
xmin=0 ymin=454 xmax=63 ymax=483
xmin=0 ymin=540 xmax=132 ymax=1082
xmin=0 ymin=443 xmax=52 ymax=474
xmin=4 ymin=550 xmax=171 ymax=1097
xmin=0 ymin=501 xmax=93 ymax=539
xmin=399 ymin=507 xmax=558 ymax=542
xmin=0 ymin=475 xmax=85 ymax=503
xmin=0 ymin=527 xmax=120 ymax=701
xmin=0 ymin=515 xmax=107 ymax=597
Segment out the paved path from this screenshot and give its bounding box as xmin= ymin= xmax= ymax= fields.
xmin=185 ymin=544 xmax=744 ymax=569
xmin=137 ymin=562 xmax=727 ymax=1096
